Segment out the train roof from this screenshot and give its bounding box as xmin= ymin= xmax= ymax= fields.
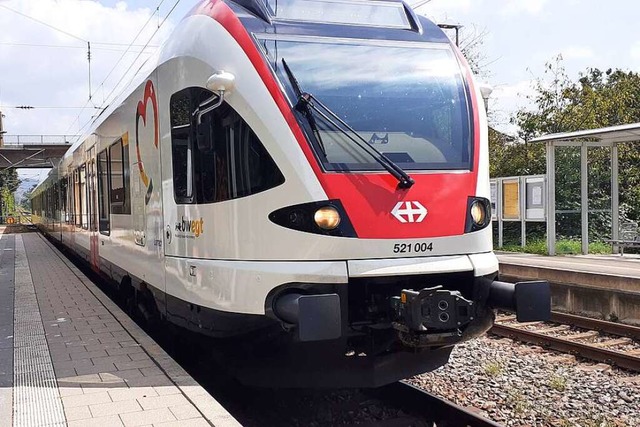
xmin=227 ymin=0 xmax=450 ymax=44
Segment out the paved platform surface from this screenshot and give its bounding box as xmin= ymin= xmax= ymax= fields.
xmin=497 ymin=252 xmax=640 ymax=293
xmin=0 ymin=227 xmax=240 ymax=427
xmin=498 ymin=252 xmax=640 ymax=279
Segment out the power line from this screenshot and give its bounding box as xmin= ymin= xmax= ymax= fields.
xmin=0 ymin=42 xmax=155 ymax=53
xmin=0 ymin=3 xmax=95 ymax=102
xmin=68 ymin=0 xmax=182 ymax=141
xmin=1 ymin=105 xmax=103 ymax=110
xmin=65 ymin=0 xmax=169 ymax=137
xmin=0 ymin=3 xmax=86 ymax=42
xmin=91 ymin=42 xmax=160 ymax=48
xmin=93 ymin=0 xmax=169 ymax=104
xmin=105 ymin=0 xmax=182 ymax=103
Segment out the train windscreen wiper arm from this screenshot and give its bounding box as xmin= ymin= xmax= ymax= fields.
xmin=281 ymin=59 xmax=327 ymax=157
xmin=281 ymin=59 xmax=414 ymax=189
xmin=300 ymin=93 xmax=414 ymax=189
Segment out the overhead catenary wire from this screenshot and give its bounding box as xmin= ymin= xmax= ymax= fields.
xmin=92 ymin=0 xmax=169 ymax=104
xmin=0 ymin=41 xmax=155 ymax=53
xmin=68 ymin=0 xmax=183 ymax=142
xmin=0 ymin=3 xmax=86 ymax=43
xmin=0 ymin=3 xmax=95 ymax=101
xmin=1 ymin=105 xmax=103 ymax=110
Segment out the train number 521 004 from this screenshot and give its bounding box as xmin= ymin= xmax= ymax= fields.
xmin=393 ymin=242 xmax=434 ymax=254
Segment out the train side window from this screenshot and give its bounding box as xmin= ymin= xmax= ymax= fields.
xmin=74 ymin=169 xmax=83 ymax=228
xmin=169 ymin=87 xmax=284 ymax=205
xmin=98 ymin=149 xmax=110 ymax=234
xmin=60 ymin=179 xmax=67 ymax=222
xmin=109 ymin=139 xmax=131 ymax=214
xmin=170 ymin=90 xmax=195 ymax=203
xmin=200 ymin=105 xmax=285 ymax=203
xmin=80 ymin=165 xmax=88 ymax=229
xmin=67 ymin=175 xmax=74 ymax=224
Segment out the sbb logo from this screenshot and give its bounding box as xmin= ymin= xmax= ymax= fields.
xmin=391 ymin=201 xmax=428 ymax=223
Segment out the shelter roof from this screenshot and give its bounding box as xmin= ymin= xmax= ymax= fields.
xmin=530 ymin=123 xmax=640 ymax=146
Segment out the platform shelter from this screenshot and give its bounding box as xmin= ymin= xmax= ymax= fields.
xmin=530 ymin=123 xmax=640 ymax=255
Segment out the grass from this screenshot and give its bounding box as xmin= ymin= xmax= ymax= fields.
xmin=548 ymin=374 xmax=567 ymax=392
xmin=506 ymin=389 xmax=530 ymax=415
xmin=483 ymin=361 xmax=503 ymax=377
xmin=499 ymin=239 xmax=612 ymax=255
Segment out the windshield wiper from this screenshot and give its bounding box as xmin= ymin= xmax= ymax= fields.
xmin=281 ymin=59 xmax=326 ymax=157
xmin=280 ymin=59 xmax=414 ymax=189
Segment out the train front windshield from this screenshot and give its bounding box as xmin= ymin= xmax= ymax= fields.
xmin=260 ymin=37 xmax=473 ymax=172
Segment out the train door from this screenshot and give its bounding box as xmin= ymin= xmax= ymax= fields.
xmin=88 ymin=152 xmax=100 ymax=271
xmin=161 ymin=85 xmax=207 ymax=259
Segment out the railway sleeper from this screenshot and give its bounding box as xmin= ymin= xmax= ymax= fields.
xmin=536 ymin=325 xmax=570 ymax=334
xmin=569 ymin=330 xmax=600 ymax=341
xmin=594 ymin=338 xmax=632 ymax=348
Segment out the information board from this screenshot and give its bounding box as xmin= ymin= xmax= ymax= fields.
xmin=490 ymin=181 xmax=498 ymax=220
xmin=525 ymin=177 xmax=546 ymax=221
xmin=502 ymin=180 xmax=520 ymax=220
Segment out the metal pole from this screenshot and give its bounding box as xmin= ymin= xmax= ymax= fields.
xmin=0 ymin=110 xmax=4 ymax=147
xmin=498 ymin=179 xmax=504 ymax=248
xmin=581 ymin=142 xmax=589 ymax=255
xmin=521 ymin=176 xmax=526 ymax=248
xmin=546 ymin=141 xmax=556 ymax=256
xmin=611 ymin=143 xmax=620 ymax=254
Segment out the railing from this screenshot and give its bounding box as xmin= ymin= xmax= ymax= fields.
xmin=1 ymin=135 xmax=79 ymax=145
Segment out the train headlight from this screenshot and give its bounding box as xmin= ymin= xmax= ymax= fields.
xmin=269 ymin=200 xmax=356 ymax=237
xmin=465 ymin=197 xmax=491 ymax=233
xmin=470 ymin=200 xmax=487 ymax=226
xmin=314 ymin=206 xmax=341 ymax=230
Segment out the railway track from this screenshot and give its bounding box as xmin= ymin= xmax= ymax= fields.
xmin=366 ymin=381 xmax=502 ymax=427
xmin=491 ymin=312 xmax=640 ymax=372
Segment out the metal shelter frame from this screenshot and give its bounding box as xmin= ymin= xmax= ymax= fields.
xmin=530 ymin=123 xmax=640 ymax=255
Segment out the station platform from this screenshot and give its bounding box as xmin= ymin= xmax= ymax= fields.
xmin=498 ymin=252 xmax=640 ymax=325
xmin=497 ymin=252 xmax=640 ymax=292
xmin=0 ymin=226 xmax=239 ymax=427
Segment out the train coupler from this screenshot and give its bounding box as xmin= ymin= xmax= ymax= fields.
xmin=391 ymin=286 xmax=475 ymax=346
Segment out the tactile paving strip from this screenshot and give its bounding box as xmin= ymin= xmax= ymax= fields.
xmin=13 ymin=235 xmax=66 ymax=427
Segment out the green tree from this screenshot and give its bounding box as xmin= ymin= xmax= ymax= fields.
xmin=492 ymin=56 xmax=640 ymax=239
xmin=0 ymin=168 xmax=19 ymax=217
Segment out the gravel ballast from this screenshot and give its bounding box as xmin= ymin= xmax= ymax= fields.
xmin=409 ymin=335 xmax=640 ymax=426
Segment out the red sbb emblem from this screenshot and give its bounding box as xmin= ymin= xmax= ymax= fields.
xmin=391 ymin=201 xmax=428 ymax=223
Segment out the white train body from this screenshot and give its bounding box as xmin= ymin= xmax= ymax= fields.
xmin=31 ymin=0 xmax=549 ymax=387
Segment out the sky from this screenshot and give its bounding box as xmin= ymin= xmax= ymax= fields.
xmin=1 ymin=0 xmax=639 ymax=182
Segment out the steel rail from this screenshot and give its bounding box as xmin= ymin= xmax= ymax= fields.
xmin=491 ymin=323 xmax=640 ymax=372
xmin=367 ymin=381 xmax=503 ymax=427
xmin=550 ymin=311 xmax=640 ymax=341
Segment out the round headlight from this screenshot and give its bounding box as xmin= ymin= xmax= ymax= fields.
xmin=470 ymin=201 xmax=487 ymax=226
xmin=314 ymin=206 xmax=341 ymax=230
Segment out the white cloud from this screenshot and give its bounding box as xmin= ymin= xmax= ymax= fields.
xmin=630 ymin=42 xmax=640 ymax=61
xmin=488 ymin=80 xmax=538 ymax=134
xmin=500 ymin=0 xmax=550 ymax=16
xmin=561 ymin=46 xmax=595 ymax=60
xmin=0 ymin=0 xmax=175 ymax=136
xmin=415 ymin=0 xmax=473 ymax=22
xmin=419 ymin=0 xmax=551 ymax=21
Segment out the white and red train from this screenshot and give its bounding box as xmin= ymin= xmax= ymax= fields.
xmin=31 ymin=0 xmax=549 ymax=387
